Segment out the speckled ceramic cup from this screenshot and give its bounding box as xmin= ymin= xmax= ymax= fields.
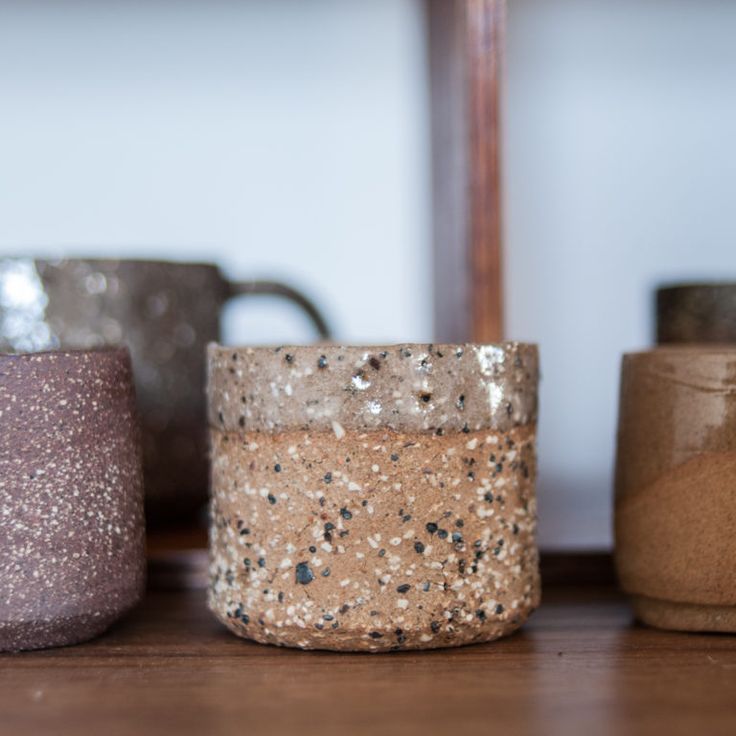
xmin=614 ymin=347 xmax=736 ymax=632
xmin=207 ymin=343 xmax=540 ymax=652
xmin=657 ymin=283 xmax=736 ymax=344
xmin=0 ymin=348 xmax=145 ymax=651
xmin=0 ymin=258 xmax=330 ymax=525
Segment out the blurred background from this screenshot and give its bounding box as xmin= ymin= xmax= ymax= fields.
xmin=2 ymin=0 xmax=735 ymax=550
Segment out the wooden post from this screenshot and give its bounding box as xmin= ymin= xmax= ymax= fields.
xmin=428 ymin=0 xmax=505 ymax=343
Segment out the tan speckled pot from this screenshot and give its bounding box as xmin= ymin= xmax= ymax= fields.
xmin=207 ymin=343 xmax=540 ymax=651
xmin=0 ymin=348 xmax=145 ymax=651
xmin=614 ymin=347 xmax=736 ymax=632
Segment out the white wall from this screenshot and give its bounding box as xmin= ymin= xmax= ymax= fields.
xmin=505 ymin=0 xmax=736 ymax=548
xmin=0 ymin=0 xmax=432 ymax=344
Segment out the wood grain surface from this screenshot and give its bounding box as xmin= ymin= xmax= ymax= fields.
xmin=1 ymin=585 xmax=734 ymax=736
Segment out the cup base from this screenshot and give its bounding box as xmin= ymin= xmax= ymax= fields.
xmin=631 ymin=595 xmax=736 ymax=633
xmin=0 ymin=611 xmax=121 ymax=653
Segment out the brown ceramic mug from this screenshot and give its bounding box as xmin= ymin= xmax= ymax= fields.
xmin=0 ymin=348 xmax=145 ymax=651
xmin=614 ymin=347 xmax=736 ymax=632
xmin=0 ymin=258 xmax=331 ymax=524
xmin=657 ymin=282 xmax=736 ymax=344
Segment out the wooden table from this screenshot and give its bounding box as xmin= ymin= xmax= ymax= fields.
xmin=1 ymin=582 xmax=735 ymax=736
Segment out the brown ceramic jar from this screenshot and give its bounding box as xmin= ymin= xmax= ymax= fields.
xmin=207 ymin=343 xmax=540 ymax=651
xmin=0 ymin=348 xmax=145 ymax=651
xmin=614 ymin=347 xmax=736 ymax=632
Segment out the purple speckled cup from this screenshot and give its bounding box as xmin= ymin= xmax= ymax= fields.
xmin=0 ymin=348 xmax=145 ymax=652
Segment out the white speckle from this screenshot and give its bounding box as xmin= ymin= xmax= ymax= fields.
xmin=397 ymin=599 xmax=409 ymax=609
xmin=390 ymin=537 xmax=401 ymax=546
xmin=332 ymin=421 xmax=345 ymax=439
xmin=371 ymin=464 xmax=380 ymax=473
xmin=352 ymin=374 xmax=370 ymax=390
xmin=348 ymin=481 xmax=361 ymax=492
xmin=466 ymin=438 xmax=478 ymax=450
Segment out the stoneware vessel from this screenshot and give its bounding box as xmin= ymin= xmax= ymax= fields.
xmin=614 ymin=347 xmax=736 ymax=632
xmin=657 ymin=282 xmax=736 ymax=344
xmin=0 ymin=348 xmax=145 ymax=651
xmin=207 ymin=342 xmax=540 ymax=651
xmin=0 ymin=258 xmax=330 ymax=524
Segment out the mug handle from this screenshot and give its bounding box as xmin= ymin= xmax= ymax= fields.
xmin=225 ymin=279 xmax=331 ymax=340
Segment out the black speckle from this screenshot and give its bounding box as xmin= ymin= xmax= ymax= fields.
xmin=340 ymin=507 xmax=353 ymax=520
xmin=218 ymin=411 xmax=224 ymax=424
xmin=267 ymin=493 xmax=277 ymax=505
xmin=414 ymin=541 xmax=425 ymax=554
xmin=257 ymin=557 xmax=266 ymax=568
xmin=456 ymin=394 xmax=465 ymax=410
xmin=455 ymin=519 xmax=464 ymax=528
xmin=495 ymin=603 xmax=505 ymax=614
xmin=419 ymin=392 xmax=432 ymax=403
xmin=400 ymin=348 xmax=412 ymax=358
xmin=422 ymin=581 xmax=431 ymax=592
xmin=295 ymin=562 xmax=314 ymax=585
xmin=402 ymin=514 xmax=412 ymax=523
xmin=323 ymin=613 xmax=334 ymax=621
xmin=378 ymin=548 xmax=386 ymax=557
xmin=369 ymin=631 xmax=383 ymax=639
xmin=437 ymin=529 xmax=449 ymax=540
xmin=484 ymin=492 xmax=494 ymax=503
xmin=476 ymin=609 xmax=486 ymax=621
xmin=238 ymin=416 xmax=245 ymax=428
xmin=462 ymin=423 xmax=470 ymax=434
xmin=274 ymin=463 xmax=281 ymax=473
xmin=426 ymin=522 xmax=438 ymax=534
xmin=430 ymin=621 xmax=441 ymax=633
xmin=309 ymin=545 xmax=317 ymax=553
xmin=396 ymin=584 xmax=411 ymax=594
xmin=390 ymin=453 xmax=399 ymax=462
xmin=323 ymin=472 xmax=333 ymax=484
xmin=321 ymin=567 xmax=331 ymax=577
xmin=369 ymin=356 xmax=381 ymax=371
xmin=452 ymin=531 xmax=463 ymax=544
xmin=317 ymin=355 xmax=328 ymax=369
xmin=285 ymin=353 xmax=294 ymax=363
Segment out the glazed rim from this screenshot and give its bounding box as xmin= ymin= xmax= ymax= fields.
xmin=624 ymin=345 xmax=736 ymax=358
xmin=26 ymin=257 xmax=220 ymax=271
xmin=207 ymin=342 xmax=538 ymax=435
xmin=0 ymin=346 xmax=131 ymax=362
xmin=657 ymin=281 xmax=736 ymax=292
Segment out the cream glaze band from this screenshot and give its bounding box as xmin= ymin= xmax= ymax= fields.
xmin=207 ymin=342 xmax=538 ymax=434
